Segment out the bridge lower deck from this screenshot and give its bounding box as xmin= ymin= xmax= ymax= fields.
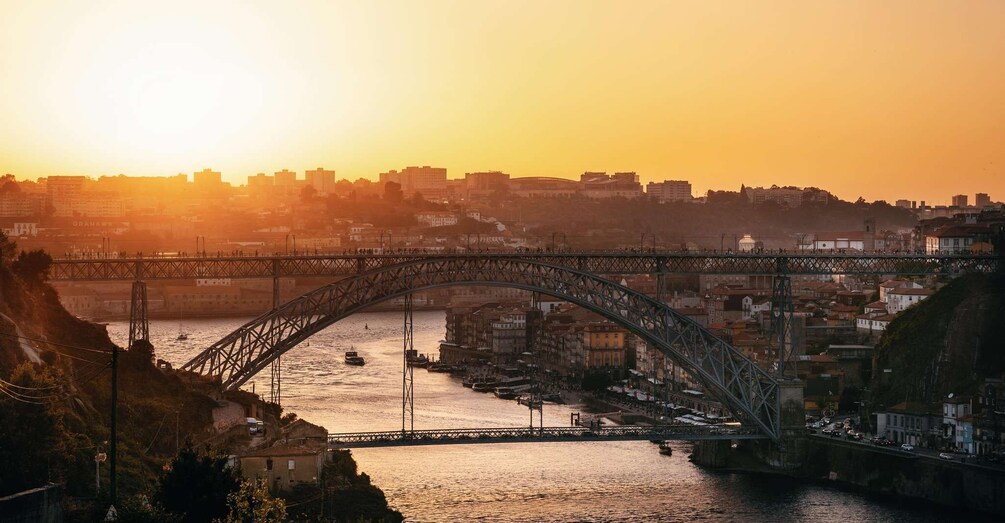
xmin=327 ymin=425 xmax=765 ymax=448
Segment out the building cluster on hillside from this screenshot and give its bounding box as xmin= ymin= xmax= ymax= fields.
xmin=916 ymin=208 xmax=1005 ymax=254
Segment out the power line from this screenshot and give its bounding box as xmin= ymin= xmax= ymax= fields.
xmin=0 ymin=376 xmax=62 ymax=391
xmin=0 ymin=331 xmax=112 ymax=355
xmin=0 ymin=386 xmax=47 ymax=405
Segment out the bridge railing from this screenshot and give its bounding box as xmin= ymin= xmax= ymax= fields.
xmin=327 ymin=424 xmax=763 ymax=446
xmin=50 ymin=251 xmax=1000 ymax=281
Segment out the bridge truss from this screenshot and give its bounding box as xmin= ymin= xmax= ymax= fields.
xmin=51 ymin=252 xmax=999 ymax=281
xmin=327 ymin=424 xmax=765 ymax=449
xmin=182 ymin=257 xmax=785 ymax=440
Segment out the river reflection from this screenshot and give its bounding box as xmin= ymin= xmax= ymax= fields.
xmin=106 ymin=311 xmax=980 ymax=522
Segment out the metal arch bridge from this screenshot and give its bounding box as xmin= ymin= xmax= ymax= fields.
xmin=49 ymin=251 xmax=1000 ymax=281
xmin=327 ymin=424 xmax=765 ymax=449
xmin=181 ymin=257 xmax=785 ymax=440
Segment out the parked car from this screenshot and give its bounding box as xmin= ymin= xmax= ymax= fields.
xmin=939 ymin=452 xmax=954 ymax=460
xmin=901 ymin=444 xmax=915 ymax=452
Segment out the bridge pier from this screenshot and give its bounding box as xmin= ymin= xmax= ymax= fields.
xmin=270 ymin=259 xmax=282 ymax=406
xmin=692 ymin=380 xmax=806 ymax=470
xmin=127 ymin=280 xmax=149 ymax=349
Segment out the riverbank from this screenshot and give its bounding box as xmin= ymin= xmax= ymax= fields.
xmin=693 ymin=436 xmax=1005 ymax=518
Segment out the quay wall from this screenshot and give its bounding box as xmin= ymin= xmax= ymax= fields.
xmin=798 ymin=437 xmax=1005 ymax=516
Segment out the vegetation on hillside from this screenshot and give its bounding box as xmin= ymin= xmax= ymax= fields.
xmin=0 ymin=232 xmax=404 ymax=521
xmin=870 ymin=273 xmax=1005 ymax=408
xmin=483 ymin=195 xmax=917 ymax=249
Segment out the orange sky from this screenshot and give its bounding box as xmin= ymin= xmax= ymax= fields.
xmin=1 ymin=0 xmax=1002 ymax=203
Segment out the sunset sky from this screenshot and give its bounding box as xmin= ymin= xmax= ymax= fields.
xmin=1 ymin=0 xmax=1002 ymax=203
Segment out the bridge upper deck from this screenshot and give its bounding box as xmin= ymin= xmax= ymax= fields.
xmin=50 ymin=251 xmax=1000 ymax=281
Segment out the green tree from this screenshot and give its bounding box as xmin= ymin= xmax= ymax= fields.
xmin=222 ymin=480 xmax=286 ymax=523
xmin=12 ymin=249 xmax=53 ymax=284
xmin=0 ymin=363 xmax=77 ymax=496
xmin=300 ymin=184 xmax=318 ymax=202
xmin=0 ymin=231 xmax=16 ymax=266
xmin=383 ymin=181 xmax=403 ymax=203
xmin=154 ymin=443 xmax=241 ymax=522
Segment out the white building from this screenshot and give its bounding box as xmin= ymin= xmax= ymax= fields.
xmin=737 ymin=234 xmax=757 ymax=252
xmin=416 ymin=211 xmax=458 ymax=228
xmin=886 ymin=288 xmax=934 ymax=314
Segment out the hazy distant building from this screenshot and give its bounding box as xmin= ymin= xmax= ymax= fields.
xmin=646 ymin=180 xmax=692 ymax=202
xmin=305 ymin=167 xmax=336 ymax=195
xmin=508 ymin=177 xmax=578 ymax=198
xmin=743 ymin=186 xmax=831 ymax=208
xmin=379 ymin=166 xmax=448 ymax=201
xmin=273 ymin=169 xmax=298 ymax=197
xmin=579 ymin=172 xmax=643 ymax=199
xmin=193 ymin=168 xmax=222 ymax=187
xmin=975 ymin=193 xmax=992 ymax=207
xmin=46 ymin=175 xmax=86 ymax=216
xmin=464 ymin=171 xmax=510 ymax=199
xmin=0 ymin=193 xmax=44 ymax=217
xmin=895 ymin=199 xmax=911 ymax=209
xmin=951 ymin=194 xmax=968 ymax=208
xmin=247 ymin=173 xmax=273 ymax=187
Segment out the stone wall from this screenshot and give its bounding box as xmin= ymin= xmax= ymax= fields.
xmin=801 ymin=437 xmax=1005 ymax=516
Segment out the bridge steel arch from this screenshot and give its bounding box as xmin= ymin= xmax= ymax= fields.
xmin=181 ymin=258 xmax=782 ymax=441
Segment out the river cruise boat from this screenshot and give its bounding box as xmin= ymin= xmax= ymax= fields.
xmin=344 ymin=350 xmax=366 ymax=366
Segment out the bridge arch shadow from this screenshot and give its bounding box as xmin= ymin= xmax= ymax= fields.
xmin=182 ymin=257 xmax=781 ymax=441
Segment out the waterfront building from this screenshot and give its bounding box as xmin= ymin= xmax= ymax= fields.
xmin=876 ymin=402 xmax=941 ymax=447
xmin=239 ymin=443 xmax=327 ymax=492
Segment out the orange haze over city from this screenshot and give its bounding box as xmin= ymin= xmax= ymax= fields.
xmin=1 ymin=0 xmax=1003 ymax=203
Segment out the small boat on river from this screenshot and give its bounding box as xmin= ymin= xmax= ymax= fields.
xmin=344 ymin=349 xmax=366 ymax=366
xmin=658 ymin=442 xmax=673 ymax=456
xmin=405 ymin=349 xmax=429 ymax=368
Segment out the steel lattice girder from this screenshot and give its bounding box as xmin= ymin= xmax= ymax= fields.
xmin=51 ymin=252 xmax=999 ymax=281
xmin=326 ymin=424 xmax=764 ymax=448
xmin=182 ymin=257 xmax=785 ymax=441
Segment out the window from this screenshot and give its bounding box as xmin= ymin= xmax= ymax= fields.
xmin=288 ymin=459 xmax=296 ymax=470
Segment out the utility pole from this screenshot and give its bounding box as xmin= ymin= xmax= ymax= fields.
xmin=110 ymin=345 xmax=119 ymax=506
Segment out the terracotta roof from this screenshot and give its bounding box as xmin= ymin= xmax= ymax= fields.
xmin=928 ymin=224 xmax=990 ymax=238
xmin=888 ymin=288 xmax=934 ymax=296
xmin=242 ymin=443 xmax=325 ymax=458
xmin=886 ymin=401 xmax=940 ymax=416
xmin=814 ymin=231 xmax=865 ymax=241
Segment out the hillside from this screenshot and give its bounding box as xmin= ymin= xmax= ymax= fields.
xmin=870 ymin=273 xmax=1005 ymax=408
xmin=0 ymin=239 xmax=220 ymax=499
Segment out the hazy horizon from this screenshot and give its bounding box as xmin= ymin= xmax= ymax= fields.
xmin=2 ymin=0 xmax=1003 ymax=204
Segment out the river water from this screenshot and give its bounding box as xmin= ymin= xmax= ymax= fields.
xmin=106 ymin=311 xmax=977 ymax=522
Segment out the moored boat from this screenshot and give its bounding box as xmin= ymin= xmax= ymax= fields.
xmin=405 ymin=349 xmax=429 ymax=368
xmin=658 ymin=442 xmax=673 ymax=455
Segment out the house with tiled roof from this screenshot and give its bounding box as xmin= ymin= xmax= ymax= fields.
xmin=886 ymin=287 xmax=935 ymax=314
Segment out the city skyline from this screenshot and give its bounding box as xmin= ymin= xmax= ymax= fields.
xmin=1 ymin=0 xmax=1003 ymax=203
